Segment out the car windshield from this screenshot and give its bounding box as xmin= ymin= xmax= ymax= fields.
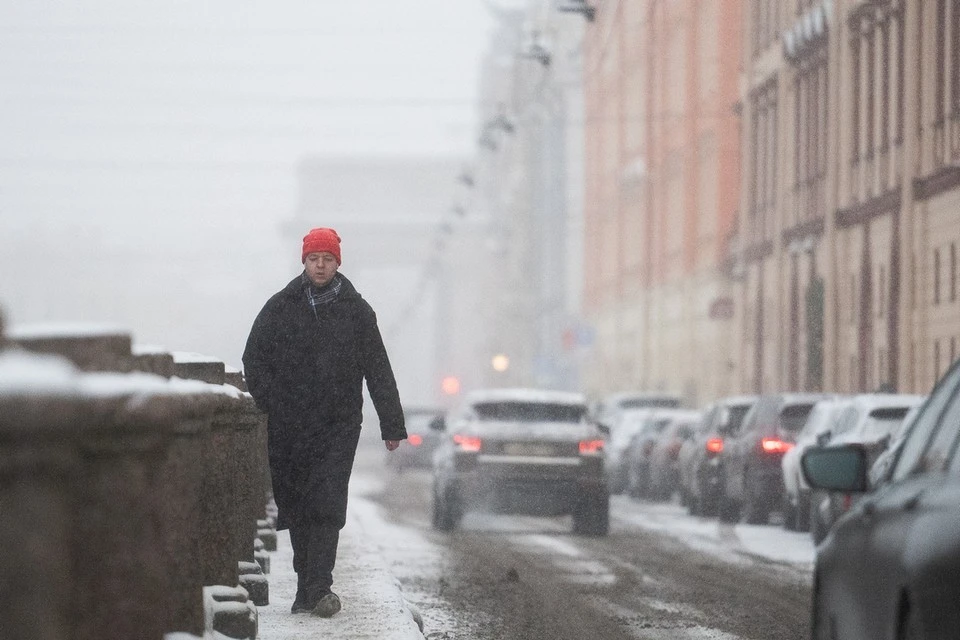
xmin=473 ymin=401 xmax=585 ymax=423
xmin=780 ymin=403 xmax=817 ymax=431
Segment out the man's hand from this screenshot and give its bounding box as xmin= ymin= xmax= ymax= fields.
xmin=384 ymin=440 xmax=401 ymax=451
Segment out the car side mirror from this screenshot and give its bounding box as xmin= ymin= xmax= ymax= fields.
xmin=816 ymin=430 xmax=831 ymax=446
xmin=802 ymin=445 xmax=869 ymax=493
xmin=428 ymin=416 xmax=446 ymax=432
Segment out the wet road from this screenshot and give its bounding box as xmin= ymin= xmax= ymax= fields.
xmin=355 ymin=448 xmax=812 ymax=640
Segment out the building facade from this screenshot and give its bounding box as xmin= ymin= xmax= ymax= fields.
xmin=736 ymin=0 xmax=960 ymax=396
xmin=581 ymin=0 xmax=743 ymax=405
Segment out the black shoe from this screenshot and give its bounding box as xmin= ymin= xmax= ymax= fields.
xmin=291 ymin=592 xmax=315 ymax=614
xmin=311 ymin=591 xmax=341 ymax=618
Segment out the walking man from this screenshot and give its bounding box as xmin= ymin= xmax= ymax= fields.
xmin=242 ymin=227 xmax=406 ymax=617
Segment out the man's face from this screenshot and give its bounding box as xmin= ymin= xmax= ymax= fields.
xmin=304 ymin=252 xmax=339 ymax=287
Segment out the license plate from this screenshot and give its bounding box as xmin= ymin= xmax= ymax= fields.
xmin=502 ymin=442 xmax=557 ymax=456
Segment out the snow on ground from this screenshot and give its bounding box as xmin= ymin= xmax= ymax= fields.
xmin=255 ymin=498 xmax=426 ymax=640
xmin=611 ymin=496 xmax=815 ymax=568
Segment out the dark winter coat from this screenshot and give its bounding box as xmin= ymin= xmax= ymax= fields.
xmin=242 ymin=273 xmax=405 ymax=530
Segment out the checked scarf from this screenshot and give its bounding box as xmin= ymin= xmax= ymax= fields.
xmin=302 ymin=272 xmax=342 ymax=318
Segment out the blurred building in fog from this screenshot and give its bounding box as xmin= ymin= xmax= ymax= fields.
xmin=580 ymin=1 xmax=744 ymax=405
xmin=467 ymin=0 xmax=587 ymax=392
xmin=733 ymin=0 xmax=960 ymax=395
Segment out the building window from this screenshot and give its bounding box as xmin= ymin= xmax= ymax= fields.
xmin=951 ymin=243 xmax=957 ymax=302
xmin=935 ymin=340 xmax=942 ymax=380
xmin=879 ymin=264 xmax=886 ymax=318
xmin=935 ymin=248 xmax=942 ymax=305
xmin=749 ymin=82 xmax=778 ymax=241
xmin=793 ymin=52 xmax=828 ymax=223
xmin=851 ymin=274 xmax=858 ymax=324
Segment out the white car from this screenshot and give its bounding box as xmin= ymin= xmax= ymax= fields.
xmin=810 ymin=393 xmax=925 ymax=544
xmin=603 ymin=407 xmax=655 ymax=494
xmin=780 ymin=396 xmax=851 ymax=531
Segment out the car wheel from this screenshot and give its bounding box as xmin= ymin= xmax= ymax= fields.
xmin=810 ymin=499 xmax=827 ymax=545
xmin=572 ymin=491 xmax=609 ymax=536
xmin=740 ymin=469 xmax=769 ymax=525
xmin=686 ymin=488 xmax=700 ymax=516
xmin=742 ymin=491 xmax=769 ymax=525
xmin=796 ymin=490 xmax=811 ymax=532
xmin=432 ymin=488 xmax=458 ymax=532
xmin=782 ymin=492 xmax=798 ymax=531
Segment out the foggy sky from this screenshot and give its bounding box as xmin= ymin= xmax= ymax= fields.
xmin=0 ymin=1 xmax=495 ymax=403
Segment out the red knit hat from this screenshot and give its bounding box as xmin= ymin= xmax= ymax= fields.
xmin=301 ymin=227 xmax=342 ymax=264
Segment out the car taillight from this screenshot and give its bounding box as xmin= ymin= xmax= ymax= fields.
xmin=408 ymin=434 xmax=423 ymax=446
xmin=706 ymin=438 xmax=724 ymax=454
xmin=453 ymin=434 xmax=481 ymax=452
xmin=759 ymin=438 xmax=794 ymax=454
xmin=579 ymin=439 xmax=604 ymax=455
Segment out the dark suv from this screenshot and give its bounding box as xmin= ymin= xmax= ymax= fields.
xmin=719 ymin=392 xmax=831 ymax=524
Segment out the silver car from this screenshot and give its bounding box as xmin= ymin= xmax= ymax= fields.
xmin=431 ymin=388 xmax=608 ymax=535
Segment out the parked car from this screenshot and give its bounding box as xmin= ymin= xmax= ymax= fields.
xmin=809 ymin=393 xmax=925 ymax=545
xmin=780 ymin=396 xmax=851 ymax=531
xmin=645 ymin=410 xmax=701 ymax=501
xmin=678 ymin=395 xmax=757 ymax=516
xmin=591 ymin=391 xmax=684 ymax=429
xmin=430 ymin=388 xmax=608 ymax=535
xmin=719 ymin=392 xmax=832 ymax=524
xmin=801 ymin=362 xmax=960 ymax=640
xmin=386 ymin=406 xmax=445 ymax=471
xmin=603 ymin=407 xmax=655 ymax=494
xmin=622 ymin=408 xmax=693 ymax=499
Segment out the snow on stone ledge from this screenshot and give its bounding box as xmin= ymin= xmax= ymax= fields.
xmin=171 ymin=350 xmax=223 ymax=364
xmin=7 ymin=321 xmax=131 ymax=339
xmin=132 ymin=343 xmax=169 ymax=356
xmin=0 ymin=349 xmax=79 ymax=396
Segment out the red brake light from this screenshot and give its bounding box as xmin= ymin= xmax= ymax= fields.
xmin=453 ymin=434 xmax=481 ymax=452
xmin=706 ymin=437 xmax=724 ymax=453
xmin=760 ymin=438 xmax=794 ymax=454
xmin=408 ymin=434 xmax=423 ymax=446
xmin=579 ymin=439 xmax=604 ymax=455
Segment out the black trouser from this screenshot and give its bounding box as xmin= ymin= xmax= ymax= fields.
xmin=285 ymin=425 xmax=361 ymax=601
xmin=289 ymin=522 xmax=340 ymax=600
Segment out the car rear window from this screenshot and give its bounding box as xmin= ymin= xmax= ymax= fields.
xmin=727 ymin=405 xmax=752 ymax=432
xmin=473 ymin=402 xmax=585 ymax=423
xmin=779 ymin=403 xmax=816 ymax=431
xmin=859 ymin=407 xmax=911 ymax=440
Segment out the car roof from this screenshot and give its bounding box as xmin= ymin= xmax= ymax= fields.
xmin=848 ymin=393 xmax=926 ymax=412
xmin=465 ymin=388 xmax=587 ymax=407
xmin=718 ymin=395 xmax=759 ymax=407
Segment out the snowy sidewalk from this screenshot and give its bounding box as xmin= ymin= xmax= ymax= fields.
xmin=256 ymin=494 xmax=426 ymax=640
